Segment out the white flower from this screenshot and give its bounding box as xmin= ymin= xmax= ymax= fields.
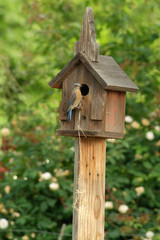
xmin=10 ymin=221 xmax=15 ymax=226
xmin=22 ymin=235 xmax=29 ymax=240
xmin=41 ymin=172 xmax=52 ymax=180
xmin=0 ymin=203 xmax=8 ymax=214
xmin=0 ymin=218 xmax=9 ymax=229
xmin=107 ymin=139 xmax=116 ymax=143
xmin=118 ymin=204 xmax=129 ymax=214
xmin=31 ymin=233 xmax=36 ymax=238
xmin=123 ymin=191 xmax=127 ymax=197
xmin=135 ymin=186 xmax=145 ymax=196
xmin=54 ymin=168 xmax=69 ymax=177
xmin=35 ymin=126 xmax=41 ymax=131
xmin=155 ymin=125 xmax=160 ymax=131
xmin=4 ymin=185 xmax=11 ymax=194
xmin=49 ymin=182 xmax=59 ymax=191
xmin=13 ymin=175 xmax=18 ymax=180
xmin=146 ymin=231 xmax=154 ymax=239
xmin=52 ymin=177 xmax=58 ymax=183
xmin=11 ymin=119 xmax=17 ymax=126
xmin=135 ymin=154 xmax=142 ymax=160
xmin=141 ymin=118 xmax=150 ymax=126
xmin=1 ymin=128 xmax=10 ymax=137
xmin=146 ymin=131 xmax=154 ymax=141
xmin=45 ymin=159 xmax=50 ymax=163
xmin=9 ymin=208 xmax=14 ymax=214
xmin=9 ymin=158 xmax=14 ymax=163
xmin=125 ymin=116 xmax=133 ymax=123
xmin=105 ymin=201 xmax=113 ymax=209
xmin=131 ymin=121 xmax=140 ymax=129
xmin=70 ymin=147 xmax=75 ymax=152
xmin=156 ymin=140 xmax=160 ymax=147
xmin=19 ymin=116 xmax=26 ymax=121
xmin=112 ymin=187 xmax=117 ymax=192
xmin=12 ymin=212 xmax=20 ymax=218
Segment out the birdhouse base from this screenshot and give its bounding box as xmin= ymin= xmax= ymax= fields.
xmin=56 ymin=129 xmax=123 ymax=139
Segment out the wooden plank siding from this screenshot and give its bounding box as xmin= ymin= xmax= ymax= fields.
xmin=105 ymin=91 xmax=126 ymax=134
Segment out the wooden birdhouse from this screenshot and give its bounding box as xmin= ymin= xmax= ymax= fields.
xmin=49 ymin=7 xmax=138 ymax=139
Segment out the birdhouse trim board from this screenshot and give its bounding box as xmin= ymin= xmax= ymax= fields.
xmin=56 ymin=129 xmax=124 ymax=139
xmin=49 ymin=52 xmax=139 ymax=93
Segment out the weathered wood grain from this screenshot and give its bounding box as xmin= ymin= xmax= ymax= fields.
xmin=74 ymin=65 xmax=92 ymax=131
xmin=72 ymin=139 xmax=80 ymax=239
xmin=56 ymin=129 xmax=124 ymax=139
xmin=49 ymin=52 xmax=139 ymax=93
xmin=91 ymin=96 xmax=104 ymax=121
xmin=73 ymin=137 xmax=106 ymax=240
xmin=59 ymin=82 xmax=68 ymax=121
xmin=74 ymin=64 xmax=87 ymax=130
xmin=60 ymin=63 xmax=83 ymax=129
xmin=59 ymin=62 xmax=107 ymax=134
xmin=74 ymin=7 xmax=99 ymax=62
xmin=105 ymin=91 xmax=126 ymax=133
xmin=83 ymin=68 xmax=106 ymax=132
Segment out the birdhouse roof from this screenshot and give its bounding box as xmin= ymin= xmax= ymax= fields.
xmin=49 ymin=52 xmax=138 ymax=92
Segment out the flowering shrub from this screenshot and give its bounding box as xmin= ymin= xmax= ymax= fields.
xmin=0 ymin=121 xmax=74 ymax=239
xmin=0 ymin=0 xmax=160 ymax=239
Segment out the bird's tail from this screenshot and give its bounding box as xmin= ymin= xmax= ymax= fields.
xmin=67 ymin=109 xmax=72 ymax=121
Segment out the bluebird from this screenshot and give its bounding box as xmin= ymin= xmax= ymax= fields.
xmin=67 ymin=83 xmax=82 ymax=121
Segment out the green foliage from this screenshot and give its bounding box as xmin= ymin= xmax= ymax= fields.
xmin=0 ymin=0 xmax=160 ymax=239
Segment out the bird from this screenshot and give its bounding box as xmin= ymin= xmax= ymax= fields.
xmin=67 ymin=83 xmax=82 ymax=121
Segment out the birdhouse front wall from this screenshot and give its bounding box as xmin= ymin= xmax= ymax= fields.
xmin=59 ymin=62 xmax=106 ymax=133
xmin=58 ymin=61 xmax=126 ymax=138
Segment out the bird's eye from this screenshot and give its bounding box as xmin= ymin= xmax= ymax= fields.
xmin=80 ymin=84 xmax=89 ymax=96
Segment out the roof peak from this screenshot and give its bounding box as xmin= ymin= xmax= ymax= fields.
xmin=74 ymin=7 xmax=99 ymax=62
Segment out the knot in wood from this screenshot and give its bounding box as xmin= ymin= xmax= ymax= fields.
xmin=94 ymin=195 xmax=101 ymax=219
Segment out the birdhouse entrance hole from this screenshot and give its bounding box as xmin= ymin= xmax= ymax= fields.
xmin=81 ymin=84 xmax=89 ymax=96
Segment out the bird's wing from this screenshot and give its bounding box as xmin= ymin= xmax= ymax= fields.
xmin=67 ymin=92 xmax=76 ymax=111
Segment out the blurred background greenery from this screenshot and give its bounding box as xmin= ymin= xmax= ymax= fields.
xmin=0 ymin=0 xmax=160 ymax=239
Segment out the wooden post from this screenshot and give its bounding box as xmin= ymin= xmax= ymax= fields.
xmin=73 ymin=137 xmax=106 ymax=239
